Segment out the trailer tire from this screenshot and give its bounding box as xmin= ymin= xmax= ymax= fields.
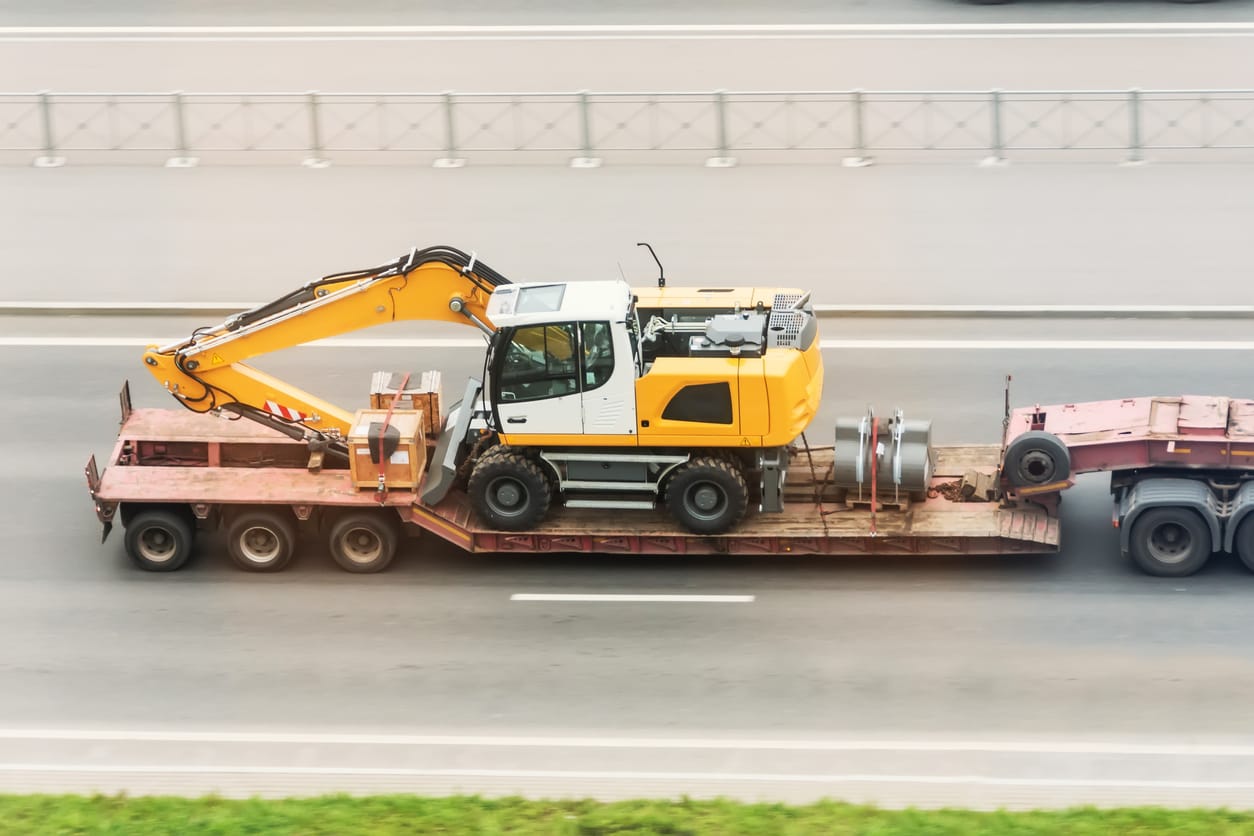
xmin=1004 ymin=431 xmax=1071 ymax=488
xmin=1129 ymin=507 xmax=1211 ymax=577
xmin=468 ymin=448 xmax=552 ymax=531
xmin=226 ymin=509 xmax=297 ymax=573
xmin=665 ymin=456 xmax=748 ymax=535
xmin=328 ymin=512 xmax=400 ymax=574
xmin=1233 ymin=518 xmax=1254 ymax=573
xmin=124 ymin=509 xmax=194 ymax=572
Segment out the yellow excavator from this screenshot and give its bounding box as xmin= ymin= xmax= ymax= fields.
xmin=142 ymin=245 xmax=823 ymax=534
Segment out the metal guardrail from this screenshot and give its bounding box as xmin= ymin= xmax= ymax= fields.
xmin=2 ymin=89 xmax=1253 ymax=166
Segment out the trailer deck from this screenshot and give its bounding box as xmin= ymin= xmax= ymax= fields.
xmin=89 ymin=406 xmax=1060 ymax=558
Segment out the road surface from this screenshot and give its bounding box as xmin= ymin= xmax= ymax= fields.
xmin=2 ymin=321 xmax=1254 ymax=806
xmin=1 ymin=164 xmax=1250 ymax=306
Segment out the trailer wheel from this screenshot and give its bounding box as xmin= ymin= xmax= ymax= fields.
xmin=124 ymin=509 xmax=194 ymax=572
xmin=1003 ymin=430 xmax=1071 ymax=488
xmin=328 ymin=512 xmax=400 ymax=574
xmin=226 ymin=510 xmax=297 ymax=573
xmin=1233 ymin=518 xmax=1254 ymax=573
xmin=1129 ymin=507 xmax=1211 ymax=577
xmin=468 ymin=448 xmax=552 ymax=531
xmin=665 ymin=456 xmax=748 ymax=535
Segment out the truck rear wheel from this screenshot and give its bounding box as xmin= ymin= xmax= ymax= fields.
xmin=468 ymin=448 xmax=552 ymax=531
xmin=124 ymin=509 xmax=194 ymax=572
xmin=1233 ymin=518 xmax=1254 ymax=573
xmin=1129 ymin=507 xmax=1211 ymax=577
xmin=665 ymin=456 xmax=748 ymax=535
xmin=328 ymin=512 xmax=400 ymax=574
xmin=227 ymin=509 xmax=297 ymax=572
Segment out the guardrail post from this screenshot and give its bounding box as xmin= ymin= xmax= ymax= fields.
xmin=302 ymin=90 xmax=330 ymax=168
xmin=33 ymin=91 xmax=66 ymax=167
xmin=1125 ymin=88 xmax=1145 ymax=165
xmin=842 ymin=88 xmax=872 ymax=167
xmin=980 ymin=88 xmax=1007 ymax=167
xmin=165 ymin=91 xmax=199 ymax=168
xmin=571 ymin=90 xmax=602 ymax=168
xmin=705 ymin=89 xmax=736 ymax=167
xmin=434 ymin=91 xmax=466 ymax=168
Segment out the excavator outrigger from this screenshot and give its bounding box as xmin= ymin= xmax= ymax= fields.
xmin=141 ymin=245 xmax=824 ymax=535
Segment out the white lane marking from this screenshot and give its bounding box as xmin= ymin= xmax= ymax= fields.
xmin=2 ymin=763 xmax=1254 ymax=790
xmin=2 ymin=729 xmax=1254 ymax=756
xmin=1 ymin=24 xmax=1254 ymax=42
xmin=4 ymin=337 xmax=1254 ymax=351
xmin=510 ymin=593 xmax=754 ymax=603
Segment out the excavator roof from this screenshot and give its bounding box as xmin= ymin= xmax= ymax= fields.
xmin=487 ymin=280 xmax=632 ymax=327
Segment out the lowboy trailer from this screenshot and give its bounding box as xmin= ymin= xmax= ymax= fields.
xmin=84 ymin=382 xmax=1254 ymax=577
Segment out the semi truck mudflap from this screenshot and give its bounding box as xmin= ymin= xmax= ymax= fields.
xmin=419 ymin=377 xmax=483 ymax=506
xmin=84 ymin=454 xmax=117 ymax=542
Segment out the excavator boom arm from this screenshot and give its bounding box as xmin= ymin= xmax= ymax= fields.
xmin=142 ymin=245 xmax=510 ymax=438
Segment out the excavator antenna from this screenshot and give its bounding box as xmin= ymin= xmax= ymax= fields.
xmin=637 ymin=242 xmax=665 ymax=288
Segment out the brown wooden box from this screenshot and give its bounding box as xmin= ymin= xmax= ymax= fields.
xmin=369 ymin=370 xmax=443 ymax=435
xmin=347 ymin=409 xmax=427 ymax=491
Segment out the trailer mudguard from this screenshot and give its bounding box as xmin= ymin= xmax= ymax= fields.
xmin=1118 ymin=477 xmax=1222 ymax=556
xmin=1223 ymin=481 xmax=1254 ymax=553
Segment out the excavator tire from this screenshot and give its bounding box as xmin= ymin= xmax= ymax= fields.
xmin=664 ymin=456 xmax=748 ymax=535
xmin=468 ymin=448 xmax=553 ymax=531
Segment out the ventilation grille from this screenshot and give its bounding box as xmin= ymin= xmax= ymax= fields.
xmin=767 ymin=292 xmax=806 ymax=349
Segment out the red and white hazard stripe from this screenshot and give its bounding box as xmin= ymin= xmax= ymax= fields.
xmin=264 ymin=400 xmax=308 ymax=422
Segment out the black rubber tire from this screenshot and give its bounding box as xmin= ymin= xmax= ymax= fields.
xmin=664 ymin=456 xmax=749 ymax=535
xmin=124 ymin=509 xmax=194 ymax=572
xmin=1003 ymin=430 xmax=1071 ymax=488
xmin=226 ymin=509 xmax=297 ymax=573
xmin=468 ymin=448 xmax=552 ymax=531
xmin=327 ymin=512 xmax=400 ymax=574
xmin=1128 ymin=507 xmax=1212 ymax=577
xmin=1233 ymin=517 xmax=1254 ymax=573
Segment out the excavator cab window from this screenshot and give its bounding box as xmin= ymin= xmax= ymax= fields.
xmin=497 ymin=323 xmax=579 ymax=402
xmin=580 ymin=321 xmax=614 ymax=392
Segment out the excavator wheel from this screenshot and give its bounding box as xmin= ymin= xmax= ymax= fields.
xmin=664 ymin=456 xmax=748 ymax=535
xmin=468 ymin=448 xmax=552 ymax=531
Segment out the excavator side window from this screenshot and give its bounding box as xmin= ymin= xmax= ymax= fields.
xmin=580 ymin=321 xmax=614 ymax=392
xmin=497 ymin=323 xmax=579 ymax=402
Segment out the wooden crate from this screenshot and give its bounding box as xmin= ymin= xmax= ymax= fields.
xmin=347 ymin=409 xmax=427 ymax=491
xmin=369 ymin=370 xmax=442 ymax=435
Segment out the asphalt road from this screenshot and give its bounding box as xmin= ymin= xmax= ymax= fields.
xmin=3 ymin=328 xmax=1254 ymax=805
xmin=2 ymin=164 xmax=1250 ymax=307
xmin=3 ymin=0 xmax=1254 ymax=25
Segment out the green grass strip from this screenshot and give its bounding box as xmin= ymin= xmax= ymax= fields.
xmin=2 ymin=794 xmax=1254 ymax=835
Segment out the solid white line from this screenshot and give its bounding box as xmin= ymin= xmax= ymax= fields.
xmin=1 ymin=729 xmax=1253 ymax=755
xmin=4 ymin=336 xmax=1254 ymax=351
xmin=2 ymin=763 xmax=1254 ymax=790
xmin=510 ymin=593 xmax=754 ymax=603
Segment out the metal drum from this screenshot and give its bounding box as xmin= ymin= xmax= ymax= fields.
xmin=833 ymin=408 xmax=934 ymax=499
